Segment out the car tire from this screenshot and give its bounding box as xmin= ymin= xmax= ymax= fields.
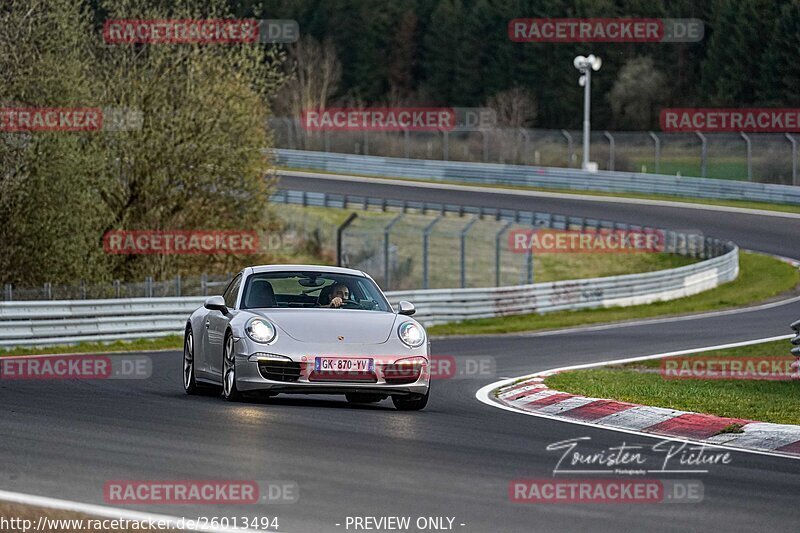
xmin=222 ymin=331 xmax=243 ymax=402
xmin=183 ymin=327 xmax=199 ymax=395
xmin=345 ymin=392 xmax=384 ymax=404
xmin=392 ymin=389 xmax=429 ymax=411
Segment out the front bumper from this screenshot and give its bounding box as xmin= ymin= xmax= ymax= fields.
xmin=233 ymin=338 xmax=431 ymax=397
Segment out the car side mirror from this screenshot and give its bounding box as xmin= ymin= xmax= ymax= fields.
xmin=398 ymin=301 xmax=416 ymax=316
xmin=204 ymin=295 xmax=228 ymax=313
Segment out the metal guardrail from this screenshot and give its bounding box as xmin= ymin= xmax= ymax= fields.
xmin=0 ymin=242 xmax=737 ymax=347
xmin=274 ymin=149 xmax=800 ymax=206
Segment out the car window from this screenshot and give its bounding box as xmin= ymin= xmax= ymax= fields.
xmin=222 ymin=274 xmax=242 ymax=309
xmin=241 ymin=271 xmax=391 ymax=312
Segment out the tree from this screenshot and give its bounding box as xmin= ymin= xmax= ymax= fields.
xmin=608 ymin=56 xmax=667 ymax=130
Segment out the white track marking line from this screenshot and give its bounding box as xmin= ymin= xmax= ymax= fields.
xmin=475 ymin=334 xmax=800 ymax=461
xmin=0 ymin=490 xmax=265 ymax=533
xmin=278 ymin=169 xmax=800 ymax=219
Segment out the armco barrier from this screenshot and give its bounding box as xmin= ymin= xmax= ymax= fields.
xmin=0 ymin=243 xmax=737 ymax=347
xmin=274 ymin=149 xmax=800 ymax=206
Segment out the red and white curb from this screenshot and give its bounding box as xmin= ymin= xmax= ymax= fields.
xmin=476 ymin=335 xmax=800 ymax=460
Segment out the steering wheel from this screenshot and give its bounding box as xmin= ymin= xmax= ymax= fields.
xmin=335 ymin=300 xmax=362 ymax=309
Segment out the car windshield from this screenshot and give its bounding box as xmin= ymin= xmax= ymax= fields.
xmin=240 ymin=271 xmax=392 ymax=312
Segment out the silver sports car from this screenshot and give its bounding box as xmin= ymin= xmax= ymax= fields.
xmin=183 ymin=265 xmax=430 ymax=410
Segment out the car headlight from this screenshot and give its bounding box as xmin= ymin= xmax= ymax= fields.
xmin=246 ymin=318 xmax=276 ymax=344
xmin=398 ymin=321 xmax=425 ymax=348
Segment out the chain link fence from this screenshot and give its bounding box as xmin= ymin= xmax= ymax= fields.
xmin=269 ymin=118 xmax=799 ymax=185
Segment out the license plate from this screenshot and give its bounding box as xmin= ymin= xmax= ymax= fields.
xmin=315 ymin=357 xmax=373 ymax=373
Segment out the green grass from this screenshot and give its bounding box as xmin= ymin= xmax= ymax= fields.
xmin=544 ymin=340 xmax=800 ymax=425
xmin=429 ymin=252 xmax=798 ymax=336
xmin=279 ymin=166 xmax=800 ymax=215
xmin=0 ymin=335 xmax=182 ymax=357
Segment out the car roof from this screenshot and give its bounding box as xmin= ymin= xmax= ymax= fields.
xmin=246 ymin=264 xmax=367 ymax=277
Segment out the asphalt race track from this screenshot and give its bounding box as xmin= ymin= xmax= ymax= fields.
xmin=2 ymin=172 xmax=800 ymax=532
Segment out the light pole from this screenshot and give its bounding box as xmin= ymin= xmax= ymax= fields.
xmin=573 ymin=54 xmax=602 ymax=171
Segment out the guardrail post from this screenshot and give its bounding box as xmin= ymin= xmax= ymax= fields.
xmin=495 ymin=220 xmax=513 ymax=286
xmin=363 ymin=130 xmax=369 ymax=156
xmin=403 ymin=129 xmax=410 ymax=158
xmin=383 ymin=214 xmax=404 ymax=290
xmin=603 ymin=131 xmax=615 ymax=171
xmin=114 ymin=280 xmax=121 ymax=298
xmin=648 ymin=131 xmax=661 ymax=174
xmin=561 ymin=129 xmax=574 ymax=167
xmin=175 ymin=275 xmax=181 ymax=297
xmin=786 ymin=133 xmax=798 ymax=186
xmin=696 ymin=132 xmax=707 ymax=178
xmin=442 ymin=130 xmax=449 ymax=161
xmin=44 ymin=282 xmax=51 ymax=300
xmin=422 ymin=216 xmax=443 ymax=289
xmin=740 ymin=132 xmax=752 ymax=182
xmin=80 ymin=280 xmax=86 ymax=299
xmin=3 ymin=283 xmax=11 ymax=301
xmin=146 ymin=276 xmax=153 ymax=298
xmin=201 ymin=273 xmax=208 ymax=296
xmin=337 ymin=213 xmax=359 ymax=267
xmin=460 ymin=217 xmax=479 ymax=288
xmin=482 ymin=130 xmax=489 ymax=162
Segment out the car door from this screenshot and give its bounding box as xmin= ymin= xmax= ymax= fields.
xmin=205 ymin=273 xmax=242 ymax=381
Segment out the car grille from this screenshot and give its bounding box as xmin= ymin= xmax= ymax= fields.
xmin=258 ymin=360 xmax=302 ymax=382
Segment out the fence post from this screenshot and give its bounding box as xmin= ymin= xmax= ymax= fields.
xmin=519 ymin=128 xmax=530 ymax=165
xmin=482 ymin=130 xmax=489 ymax=162
xmin=44 ymin=282 xmax=51 ymax=300
xmin=175 ymin=274 xmax=181 ymax=297
xmin=383 ymin=214 xmax=404 ymax=290
xmin=114 ymin=280 xmax=121 ymax=298
xmin=561 ymin=129 xmax=574 ymax=167
xmin=324 ymin=131 xmax=331 ymax=152
xmin=80 ymin=280 xmax=86 ymax=299
xmin=460 ymin=217 xmax=479 ymax=288
xmin=336 ymin=213 xmax=359 ymax=267
xmin=283 ymin=118 xmax=295 ymax=150
xmin=201 ymin=273 xmax=208 ymax=296
xmin=363 ymin=130 xmax=369 ymax=156
xmin=696 ymin=132 xmax=707 ymax=178
xmin=146 ymin=276 xmax=153 ymax=298
xmin=442 ymin=129 xmax=449 ymax=161
xmin=648 ymin=131 xmax=661 ymax=174
xmin=422 ymin=216 xmax=443 ymax=289
xmin=3 ymin=283 xmax=11 ymax=301
xmin=403 ymin=129 xmax=410 ymax=158
xmin=786 ymin=133 xmax=798 ymax=186
xmin=495 ymin=220 xmax=513 ymax=287
xmin=603 ymin=131 xmax=615 ymax=171
xmin=740 ymin=132 xmax=752 ymax=181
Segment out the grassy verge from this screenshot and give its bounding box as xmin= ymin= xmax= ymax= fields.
xmin=279 ymin=166 xmax=800 ymax=215
xmin=0 ymin=335 xmax=182 ymax=357
xmin=429 ymin=252 xmax=799 ymax=336
xmin=544 ymin=339 xmax=800 ymax=425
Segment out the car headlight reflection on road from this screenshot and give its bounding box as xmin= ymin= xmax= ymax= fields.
xmin=246 ymin=318 xmax=276 ymax=344
xmin=398 ymin=322 xmax=425 ymax=347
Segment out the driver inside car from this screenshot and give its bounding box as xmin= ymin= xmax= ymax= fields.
xmin=327 ymin=282 xmax=351 ymax=308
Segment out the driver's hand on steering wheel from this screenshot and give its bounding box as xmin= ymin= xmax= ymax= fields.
xmin=329 ymin=296 xmax=343 ymax=308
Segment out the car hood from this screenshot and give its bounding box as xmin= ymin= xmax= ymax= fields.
xmin=252 ymin=309 xmax=398 ymax=344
